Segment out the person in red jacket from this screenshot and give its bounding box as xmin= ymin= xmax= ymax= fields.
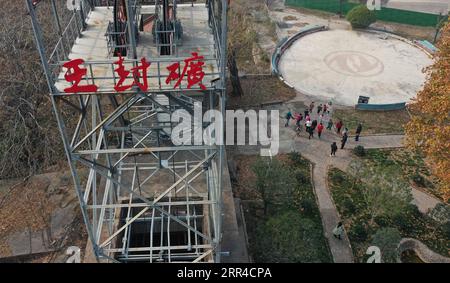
xmin=335 ymin=120 xmax=343 ymax=134
xmin=317 ymin=122 xmax=324 ymax=139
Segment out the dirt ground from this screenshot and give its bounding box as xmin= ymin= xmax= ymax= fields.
xmin=227 ymin=76 xmax=297 ymax=108
xmin=0 ymin=171 xmax=87 ymax=262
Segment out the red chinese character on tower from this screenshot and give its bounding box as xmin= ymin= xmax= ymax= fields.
xmin=165 ymin=52 xmax=206 ymax=90
xmin=114 ymin=55 xmax=151 ymax=92
xmin=63 ymin=59 xmax=98 ymax=93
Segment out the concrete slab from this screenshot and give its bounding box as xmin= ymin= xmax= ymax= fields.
xmin=220 ymin=153 xmax=250 ymax=263
xmin=7 ymin=230 xmax=53 ymax=256
xmin=279 ymin=29 xmax=433 ymax=106
xmin=55 ymin=4 xmax=219 ymax=93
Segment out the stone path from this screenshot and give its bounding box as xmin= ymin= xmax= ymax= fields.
xmin=411 ymin=187 xmax=442 ymax=214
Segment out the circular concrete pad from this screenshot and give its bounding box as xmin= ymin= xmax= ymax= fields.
xmin=279 ymin=30 xmax=433 ymax=105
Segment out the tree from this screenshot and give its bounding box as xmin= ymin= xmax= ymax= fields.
xmin=0 ymin=0 xmax=70 ymax=178
xmin=405 ymin=22 xmax=450 ymax=201
xmin=371 ymin=228 xmax=402 ymax=263
xmin=346 ymin=5 xmax=377 ymax=29
xmin=348 ymin=160 xmax=412 ymax=222
xmin=252 ymin=157 xmax=295 ymax=215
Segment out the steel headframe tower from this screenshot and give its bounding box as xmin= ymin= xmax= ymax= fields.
xmin=26 ymin=0 xmax=228 ymax=263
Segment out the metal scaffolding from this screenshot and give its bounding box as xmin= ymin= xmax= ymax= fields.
xmin=26 ymin=0 xmax=228 ymax=263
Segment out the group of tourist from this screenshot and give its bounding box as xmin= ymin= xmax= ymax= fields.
xmin=285 ymin=101 xmax=363 ymax=157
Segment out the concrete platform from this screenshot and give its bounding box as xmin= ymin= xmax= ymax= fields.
xmin=278 ymin=29 xmax=433 ymax=106
xmin=55 ymin=4 xmax=219 ymax=93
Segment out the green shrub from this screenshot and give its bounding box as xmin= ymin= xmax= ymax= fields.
xmin=371 ymin=228 xmax=402 ymax=263
xmin=406 ymin=204 xmax=422 ymax=218
xmin=442 ymin=222 xmax=450 ymax=239
xmin=330 ymin=171 xmax=346 ymax=185
xmin=295 ymin=170 xmax=310 ymax=185
xmin=300 ymin=199 xmax=315 ymax=217
xmin=289 ymin=151 xmax=309 ymax=167
xmin=343 ymin=197 xmax=357 ymax=214
xmin=353 ymin=145 xmax=366 ymax=157
xmin=346 ymin=5 xmax=377 ymax=29
xmin=349 ymin=222 xmax=368 ymax=242
xmin=374 ymin=215 xmax=390 ymax=227
xmin=392 ymin=211 xmax=415 ymax=234
xmin=429 ymin=203 xmax=450 ymax=224
xmin=411 ymin=173 xmax=426 ymax=187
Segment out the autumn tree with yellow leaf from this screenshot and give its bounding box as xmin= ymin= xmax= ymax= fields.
xmin=405 ymin=22 xmax=450 ymax=201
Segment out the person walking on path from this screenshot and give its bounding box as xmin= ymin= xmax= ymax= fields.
xmin=308 ymin=126 xmax=314 ymax=139
xmin=317 ymin=123 xmax=324 ymax=139
xmin=327 ymin=119 xmax=333 ymax=130
xmin=333 ymin=222 xmax=344 ymax=240
xmin=317 ymin=104 xmax=323 ymax=114
xmin=309 ymin=102 xmax=315 ymax=113
xmin=331 ymin=142 xmax=338 ymax=156
xmin=336 ymin=120 xmax=343 ymax=134
xmin=295 ymin=113 xmax=303 ymax=133
xmin=304 ymin=109 xmax=309 ymax=118
xmin=285 ymin=110 xmax=293 ymax=127
xmin=323 ymin=104 xmax=328 ymax=115
xmin=341 ymin=132 xmax=348 ymax=149
xmin=295 ymin=113 xmax=303 ymax=126
xmin=305 ymin=119 xmax=312 ymax=134
xmin=327 ymin=101 xmax=333 ymax=115
xmin=342 ymin=127 xmax=349 ymax=137
xmin=355 ymin=123 xmax=363 ymax=141
xmin=309 ymin=120 xmax=318 ymax=139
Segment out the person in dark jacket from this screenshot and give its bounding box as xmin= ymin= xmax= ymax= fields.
xmin=317 ymin=104 xmax=323 ymax=114
xmin=327 ymin=119 xmax=333 ymax=130
xmin=308 ymin=126 xmax=314 ymax=139
xmin=285 ymin=110 xmax=293 ymax=127
xmin=341 ymin=133 xmax=348 ymax=149
xmin=355 ymin=123 xmax=363 ymax=141
xmin=331 ymin=142 xmax=338 ymax=156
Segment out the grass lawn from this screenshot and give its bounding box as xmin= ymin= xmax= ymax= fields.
xmin=234 ymin=153 xmax=332 ymax=262
xmin=333 ymin=108 xmax=410 ymax=135
xmin=328 ymin=167 xmax=450 ymax=262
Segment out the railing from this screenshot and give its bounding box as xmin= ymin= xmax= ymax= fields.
xmin=104 ymin=0 xmax=141 ymax=57
xmin=106 ymin=21 xmax=130 ymax=56
xmin=47 ymin=11 xmax=86 ymax=83
xmin=208 ymin=0 xmax=223 ymax=75
xmin=271 ymin=25 xmax=328 ymax=76
xmin=50 ymin=56 xmax=222 ymax=95
xmin=355 ymin=102 xmax=406 ymax=111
